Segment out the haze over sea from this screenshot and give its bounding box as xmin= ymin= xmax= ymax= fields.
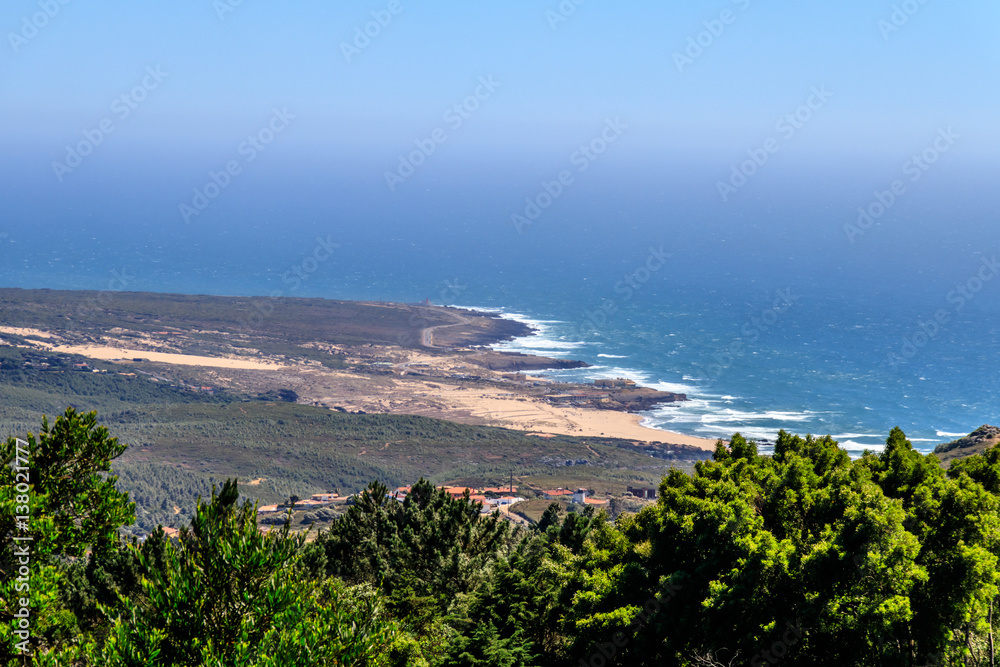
xmin=3 ymin=157 xmax=997 ymax=455
xmin=2 ymin=2 xmax=998 ymax=454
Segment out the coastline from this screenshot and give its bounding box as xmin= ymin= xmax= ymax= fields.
xmin=0 ymin=289 xmax=717 ymax=450
xmin=472 ymin=307 xmax=719 ymax=450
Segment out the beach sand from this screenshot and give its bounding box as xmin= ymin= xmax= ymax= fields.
xmin=50 ymin=345 xmax=291 ymax=370
xmin=0 ymin=326 xmax=55 ymax=338
xmin=411 ymin=383 xmax=717 ymax=449
xmin=0 ymin=325 xmax=716 ymax=450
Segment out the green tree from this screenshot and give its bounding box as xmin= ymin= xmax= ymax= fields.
xmin=562 ymin=432 xmax=931 ymax=665
xmin=319 ymin=479 xmax=516 ymax=611
xmin=1 ymin=408 xmax=135 ymax=664
xmin=96 ymin=479 xmax=402 ymax=666
xmin=863 ymin=427 xmax=1000 ymax=663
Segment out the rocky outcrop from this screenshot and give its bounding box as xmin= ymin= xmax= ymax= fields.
xmin=933 ymin=425 xmax=1000 ymax=465
xmin=607 ymin=388 xmax=687 ymax=412
xmin=468 ymin=351 xmax=589 ymax=372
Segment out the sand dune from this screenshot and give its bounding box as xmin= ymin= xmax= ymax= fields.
xmin=52 ymin=345 xmax=291 ymax=370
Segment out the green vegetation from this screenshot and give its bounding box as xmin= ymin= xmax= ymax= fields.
xmin=0 ymin=349 xmax=700 ymax=535
xmin=0 ymin=287 xmax=527 ymax=355
xmin=6 ymin=410 xmax=1000 ymax=665
xmin=934 ymin=425 xmax=1000 ymax=466
xmin=0 ymin=296 xmax=708 ymax=540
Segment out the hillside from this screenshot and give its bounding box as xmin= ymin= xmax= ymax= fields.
xmin=0 ymin=343 xmax=707 ymax=536
xmin=933 ymin=424 xmax=1000 ymax=465
xmin=0 ymin=287 xmax=529 ymax=355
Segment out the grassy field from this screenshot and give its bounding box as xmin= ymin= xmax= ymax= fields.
xmin=0 ymin=353 xmax=706 ymax=535
xmin=0 ymin=288 xmax=709 ymax=535
xmin=0 ymin=287 xmax=528 ymax=355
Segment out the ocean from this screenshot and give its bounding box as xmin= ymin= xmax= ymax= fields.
xmin=3 ymin=155 xmax=997 ymax=456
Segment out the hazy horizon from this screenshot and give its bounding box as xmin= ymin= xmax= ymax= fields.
xmin=2 ymin=0 xmax=997 ymax=447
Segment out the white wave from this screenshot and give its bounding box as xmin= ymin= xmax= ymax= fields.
xmin=499 ymin=341 xmax=588 ymax=354
xmin=936 ymin=430 xmax=967 ymax=438
xmin=647 ymin=380 xmax=699 ymax=394
xmin=700 ymin=409 xmax=818 ymax=424
xmin=689 ymin=425 xmax=779 ymax=442
xmin=832 ymin=433 xmax=883 ymax=440
xmin=457 ymin=306 xmax=566 ymax=340
xmin=644 ymin=398 xmax=719 ymax=419
xmin=597 ymin=354 xmax=628 ymax=358
xmin=839 ymin=440 xmax=885 ymax=453
xmin=581 ymin=366 xmax=699 ymax=396
xmin=477 ymin=310 xmax=594 ymax=360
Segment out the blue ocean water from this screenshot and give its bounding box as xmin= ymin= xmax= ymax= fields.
xmin=2 ymin=154 xmax=997 ymax=455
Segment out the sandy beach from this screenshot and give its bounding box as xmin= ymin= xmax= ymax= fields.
xmin=283 ymin=367 xmax=718 ymax=450
xmin=0 ymin=324 xmax=717 ymax=450
xmin=0 ymin=327 xmax=290 ymax=370
xmin=414 ymin=383 xmax=717 ymax=449
xmin=52 ymin=345 xmax=293 ymax=370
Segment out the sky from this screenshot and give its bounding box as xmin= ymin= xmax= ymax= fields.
xmin=0 ymin=0 xmax=998 ymax=298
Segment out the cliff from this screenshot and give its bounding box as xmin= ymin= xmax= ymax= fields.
xmin=933 ymin=425 xmax=1000 ymax=466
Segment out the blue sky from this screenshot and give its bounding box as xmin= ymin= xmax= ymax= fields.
xmin=5 ymin=1 xmax=998 ymax=156
xmin=0 ymin=0 xmax=998 ymax=296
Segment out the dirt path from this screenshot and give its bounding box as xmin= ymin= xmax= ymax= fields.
xmin=420 ymin=308 xmax=473 ymax=348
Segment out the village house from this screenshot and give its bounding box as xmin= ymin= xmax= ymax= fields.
xmin=627 ymin=486 xmax=657 ymax=500
xmin=594 ymin=377 xmax=636 ymax=389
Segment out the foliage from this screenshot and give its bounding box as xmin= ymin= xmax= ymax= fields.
xmin=10 ymin=407 xmax=1000 ymax=666
xmin=318 ymin=480 xmax=517 ymax=617
xmin=95 ymin=480 xmax=403 ymax=666
xmin=0 ymin=408 xmax=136 ymax=663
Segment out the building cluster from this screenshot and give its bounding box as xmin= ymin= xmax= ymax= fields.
xmin=389 ymin=485 xmax=525 ymax=512
xmin=542 ymin=487 xmax=609 ymax=506
xmin=593 ymin=377 xmax=636 ymax=389
xmin=256 ymin=492 xmax=345 ymax=515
